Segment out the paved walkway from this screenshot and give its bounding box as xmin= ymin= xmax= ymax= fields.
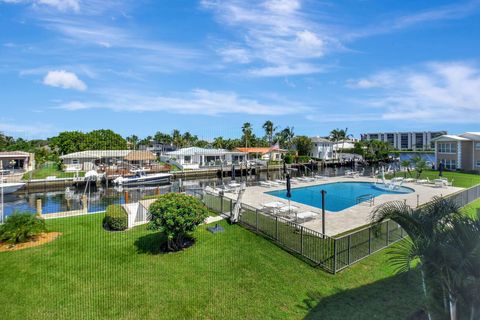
xmin=225 ymin=176 xmax=463 ymax=237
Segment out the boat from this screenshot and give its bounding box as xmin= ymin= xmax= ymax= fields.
xmin=0 ymin=182 xmax=26 ymax=194
xmin=113 ymin=172 xmax=172 ymax=186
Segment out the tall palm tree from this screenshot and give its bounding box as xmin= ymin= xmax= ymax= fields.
xmin=126 ymin=135 xmax=139 ymax=150
xmin=262 ymin=120 xmax=276 ymax=144
xmin=281 ymin=126 xmax=295 ymax=149
xmin=212 ymin=136 xmax=225 ymax=149
xmin=241 ymin=122 xmax=253 ymax=148
xmin=372 ymin=197 xmax=480 ymax=320
xmin=172 ymin=129 xmax=183 ymax=148
xmin=329 ymin=129 xmax=343 ymax=164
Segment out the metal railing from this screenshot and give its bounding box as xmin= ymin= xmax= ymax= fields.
xmin=196 ymin=183 xmax=480 ymax=274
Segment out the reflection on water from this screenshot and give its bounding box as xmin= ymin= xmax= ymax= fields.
xmin=2 ymin=166 xmax=357 ymax=217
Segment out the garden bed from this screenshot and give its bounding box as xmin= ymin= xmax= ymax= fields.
xmin=0 ymin=232 xmax=61 ymax=252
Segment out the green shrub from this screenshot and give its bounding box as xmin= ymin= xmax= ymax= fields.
xmin=283 ymin=153 xmax=293 ymax=164
xmin=296 ymin=155 xmax=311 ymax=163
xmin=103 ymin=205 xmax=128 ymax=231
xmin=148 ymin=193 xmax=210 ymax=251
xmin=0 ymin=212 xmax=46 ymax=244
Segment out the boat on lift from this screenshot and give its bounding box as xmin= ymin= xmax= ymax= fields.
xmin=0 ymin=182 xmax=25 ymax=194
xmin=113 ymin=171 xmax=172 ymax=186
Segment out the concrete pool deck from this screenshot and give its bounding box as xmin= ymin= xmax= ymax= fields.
xmin=227 ymin=176 xmax=463 ymax=237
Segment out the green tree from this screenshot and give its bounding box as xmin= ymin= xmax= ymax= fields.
xmin=401 ymin=160 xmax=411 ymax=178
xmin=279 ymin=126 xmax=295 ymax=149
xmin=372 ymin=198 xmax=480 ymax=320
xmin=50 ymin=131 xmax=87 ymax=155
xmin=153 ymin=132 xmax=172 ymax=145
xmin=241 ymin=122 xmax=253 ymax=148
xmin=212 ymin=136 xmax=225 ymax=149
xmin=148 ymin=193 xmax=210 ymax=251
xmin=412 ymin=156 xmax=428 ymax=179
xmin=262 ymin=120 xmax=276 ymax=144
xmin=84 ymin=129 xmax=127 ymax=150
xmin=293 ymin=135 xmax=312 ymax=156
xmin=172 ymin=129 xmax=183 ymax=148
xmin=126 ymin=135 xmax=139 ymax=150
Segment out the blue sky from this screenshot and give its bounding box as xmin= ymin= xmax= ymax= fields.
xmin=1 ymin=0 xmax=480 ymax=140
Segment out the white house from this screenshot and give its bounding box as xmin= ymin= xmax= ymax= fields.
xmin=163 ymin=147 xmax=246 ymax=169
xmin=310 ymin=137 xmax=334 ymax=160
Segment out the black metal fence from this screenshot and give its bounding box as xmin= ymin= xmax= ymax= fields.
xmin=195 ymin=183 xmax=480 ymax=274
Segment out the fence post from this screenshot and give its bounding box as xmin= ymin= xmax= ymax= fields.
xmin=347 ymin=234 xmax=351 ymax=265
xmin=220 ymin=195 xmax=224 ymax=214
xmin=230 ymin=199 xmax=233 ymax=216
xmin=300 ymin=226 xmax=304 ymax=255
xmin=386 ymin=220 xmax=390 ymax=246
xmin=333 ymin=239 xmax=337 ymax=274
xmin=275 ymin=216 xmax=278 ymax=240
xmin=368 ymin=227 xmax=372 ymax=254
xmin=255 ymin=209 xmax=259 ymax=231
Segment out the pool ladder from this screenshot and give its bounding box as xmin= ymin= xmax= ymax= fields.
xmin=356 ymin=194 xmax=375 ymax=206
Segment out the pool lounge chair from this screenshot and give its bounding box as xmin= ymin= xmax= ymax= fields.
xmin=404 ymin=178 xmax=416 ymax=183
xmin=267 ymin=180 xmax=281 ymax=186
xmin=259 ymin=181 xmax=273 ymax=188
xmin=295 ymin=211 xmax=319 ymax=223
xmin=416 ymin=177 xmax=431 ymax=185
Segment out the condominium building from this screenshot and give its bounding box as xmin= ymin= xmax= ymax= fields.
xmin=360 ymin=131 xmax=446 ymax=150
xmin=432 ymin=132 xmax=480 ymax=172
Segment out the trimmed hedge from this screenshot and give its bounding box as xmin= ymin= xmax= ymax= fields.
xmin=103 ymin=205 xmax=128 ymax=231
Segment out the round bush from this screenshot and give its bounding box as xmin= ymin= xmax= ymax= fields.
xmin=0 ymin=212 xmax=46 ymax=244
xmin=148 ymin=193 xmax=210 ymax=251
xmin=103 ymin=205 xmax=128 ymax=231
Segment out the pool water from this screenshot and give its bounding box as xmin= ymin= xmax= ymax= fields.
xmin=266 ymin=182 xmax=414 ymax=212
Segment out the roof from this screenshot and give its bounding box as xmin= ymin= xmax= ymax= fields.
xmin=124 ymin=150 xmax=157 ymax=161
xmin=235 ymin=147 xmax=288 ymax=154
xmin=0 ymin=151 xmax=32 ymax=158
xmin=310 ymin=136 xmax=332 ymax=143
xmin=60 ymin=150 xmax=131 ymax=159
xmin=460 ymin=132 xmax=480 ymax=141
xmin=431 ymin=135 xmax=470 ymax=142
xmin=165 ymin=147 xmax=245 ymax=156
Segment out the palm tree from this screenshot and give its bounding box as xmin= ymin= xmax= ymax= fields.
xmin=172 ymin=129 xmax=183 ymax=148
xmin=281 ymin=126 xmax=295 ymax=149
xmin=262 ymin=120 xmax=276 ymax=145
xmin=401 ymin=160 xmax=411 ymax=178
xmin=372 ymin=197 xmax=480 ymax=320
xmin=212 ymin=136 xmax=225 ymax=149
xmin=126 ymin=135 xmax=139 ymax=150
xmin=329 ymin=129 xmax=342 ymax=164
xmin=241 ymin=122 xmax=253 ymax=148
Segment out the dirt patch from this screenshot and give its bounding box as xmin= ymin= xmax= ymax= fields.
xmin=0 ymin=232 xmax=61 ymax=252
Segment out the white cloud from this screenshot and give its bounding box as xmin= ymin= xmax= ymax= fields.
xmin=0 ymin=0 xmax=80 ymax=12
xmin=348 ymin=61 xmax=480 ymax=123
xmin=43 ymin=70 xmax=87 ymax=91
xmin=57 ymin=88 xmax=310 ymax=116
xmin=202 ymin=0 xmax=337 ymax=77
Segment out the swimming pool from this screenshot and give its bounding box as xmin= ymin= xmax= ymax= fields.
xmin=266 ymin=182 xmax=414 ymax=212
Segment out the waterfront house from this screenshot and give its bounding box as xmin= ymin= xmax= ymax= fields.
xmin=138 ymin=142 xmax=176 ymax=157
xmin=163 ymin=147 xmax=246 ymax=169
xmin=361 ymin=131 xmax=446 ymax=150
xmin=235 ymin=146 xmax=287 ymax=162
xmin=309 ymin=137 xmax=334 ymax=160
xmin=60 ymin=150 xmax=158 ymax=172
xmin=0 ymin=151 xmax=35 ymax=173
xmin=432 ymin=132 xmax=480 ymax=172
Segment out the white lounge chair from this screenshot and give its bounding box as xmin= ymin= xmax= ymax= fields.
xmin=259 ymin=181 xmax=273 ymax=188
xmin=404 ymin=178 xmax=416 ymax=183
xmin=295 ymin=211 xmax=319 ymax=223
xmin=416 ymin=177 xmax=431 ymax=185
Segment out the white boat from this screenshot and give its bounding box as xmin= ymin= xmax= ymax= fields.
xmin=113 ymin=172 xmax=172 ymax=186
xmin=0 ymin=182 xmax=25 ymax=194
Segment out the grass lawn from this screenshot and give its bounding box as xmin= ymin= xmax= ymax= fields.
xmin=23 ymin=167 xmax=85 ymax=180
xmin=463 ymin=198 xmax=480 ymax=218
xmin=391 ymin=169 xmax=480 ymax=188
xmin=0 ymin=213 xmax=424 ymax=320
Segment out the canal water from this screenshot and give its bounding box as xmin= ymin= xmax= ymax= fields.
xmin=2 ymin=167 xmax=355 ymax=218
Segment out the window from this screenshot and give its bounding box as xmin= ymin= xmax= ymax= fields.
xmin=415 ymin=133 xmax=423 ymax=149
xmin=386 ymin=134 xmax=394 ymax=146
xmin=184 ymin=155 xmax=191 ymax=163
xmin=438 ymin=143 xmax=457 ymax=153
xmin=401 ymin=134 xmax=409 ymax=149
xmin=475 ymin=142 xmax=480 ymax=150
xmin=72 ymin=159 xmax=79 ymax=165
xmin=442 ymin=159 xmax=457 ymax=170
xmin=476 ymin=160 xmax=480 ymax=168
